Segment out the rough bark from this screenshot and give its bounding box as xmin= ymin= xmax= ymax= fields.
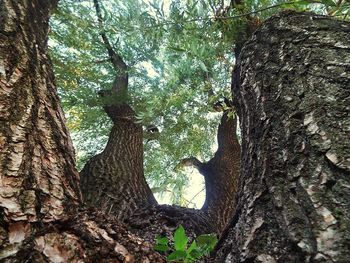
xmin=202 ymin=113 xmax=240 ymax=233
xmin=0 ymin=1 xmax=164 ymax=261
xmin=0 ymin=0 xmax=80 ymax=227
xmin=80 ymin=104 xmax=157 ymax=220
xmin=214 ymin=11 xmax=350 ymax=262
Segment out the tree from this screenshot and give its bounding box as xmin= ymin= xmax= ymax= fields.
xmin=1 ymin=1 xmax=349 ymax=263
xmin=213 ymin=11 xmax=350 ymax=262
xmin=74 ymin=0 xmax=241 ymax=236
xmin=49 ymin=0 xmax=350 ymax=207
xmin=0 ymin=1 xmax=164 ymax=261
xmin=49 ymin=0 xmax=237 ymax=204
xmin=79 ymin=0 xmax=157 ymax=220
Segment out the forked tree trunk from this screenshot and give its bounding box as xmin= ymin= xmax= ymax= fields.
xmin=0 ymin=1 xmax=164 ymax=261
xmin=79 ymin=0 xmax=241 ymax=235
xmin=126 ymin=112 xmax=240 ymax=241
xmin=213 ymin=11 xmax=350 ymax=262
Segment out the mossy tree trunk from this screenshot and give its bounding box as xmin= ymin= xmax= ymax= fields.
xmin=213 ymin=11 xmax=350 ymax=263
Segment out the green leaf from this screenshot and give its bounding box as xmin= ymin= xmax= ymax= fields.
xmin=156 ymin=235 xmax=168 ymax=245
xmin=169 ymin=46 xmax=186 ymax=52
xmin=320 ymin=0 xmax=336 ymax=6
xmin=187 ymin=240 xmax=197 ymax=253
xmin=196 ymin=234 xmax=218 ymax=250
xmin=187 ymin=241 xmax=202 ymax=260
xmin=167 ymin=250 xmax=187 ymax=261
xmin=154 ymin=244 xmax=170 ymax=252
xmin=173 ymin=225 xmax=188 ymax=251
xmin=189 ymin=248 xmax=202 ymax=259
xmin=198 ymin=60 xmax=208 ymax=72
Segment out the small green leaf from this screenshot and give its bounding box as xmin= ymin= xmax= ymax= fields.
xmin=156 ymin=235 xmax=168 ymax=245
xmin=198 ymin=60 xmax=208 ymax=72
xmin=320 ymin=0 xmax=336 ymax=6
xmin=169 ymin=46 xmax=186 ymax=52
xmin=187 ymin=241 xmax=202 ymax=260
xmin=154 ymin=244 xmax=170 ymax=252
xmin=174 ymin=225 xmax=188 ymax=251
xmin=196 ymin=234 xmax=218 ymax=250
xmin=167 ymin=250 xmax=187 ymax=261
xmin=189 ymin=248 xmax=202 ymax=259
xmin=187 ymin=240 xmax=197 ymax=253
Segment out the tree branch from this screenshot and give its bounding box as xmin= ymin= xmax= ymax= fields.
xmin=93 ymin=0 xmax=128 ymax=94
xmin=177 ymin=157 xmax=205 ymax=171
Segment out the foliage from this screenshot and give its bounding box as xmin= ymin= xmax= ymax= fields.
xmin=154 ymin=225 xmax=218 ymax=262
xmin=49 ymin=0 xmax=349 ymax=204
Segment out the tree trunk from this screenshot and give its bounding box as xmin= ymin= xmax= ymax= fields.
xmin=179 ymin=112 xmax=241 ymax=234
xmin=80 ymin=104 xmax=157 ymax=220
xmin=79 ymin=0 xmax=157 ymax=220
xmin=0 ymin=1 xmax=165 ymax=261
xmin=202 ymin=113 xmax=241 ymax=233
xmin=0 ymin=0 xmax=80 ymax=227
xmin=213 ymin=11 xmax=350 ymax=262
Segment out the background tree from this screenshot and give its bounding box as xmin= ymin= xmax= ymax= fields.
xmin=78 ymin=0 xmax=157 ymax=220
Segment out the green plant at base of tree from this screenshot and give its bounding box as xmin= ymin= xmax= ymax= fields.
xmin=154 ymin=225 xmax=218 ymax=262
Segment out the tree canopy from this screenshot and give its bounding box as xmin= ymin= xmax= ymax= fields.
xmin=49 ymin=0 xmax=350 ymax=205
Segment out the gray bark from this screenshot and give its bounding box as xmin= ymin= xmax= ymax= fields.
xmin=214 ymin=11 xmax=350 ymax=263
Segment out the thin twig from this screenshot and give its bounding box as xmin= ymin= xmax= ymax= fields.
xmin=188 ymin=188 xmax=205 ymax=205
